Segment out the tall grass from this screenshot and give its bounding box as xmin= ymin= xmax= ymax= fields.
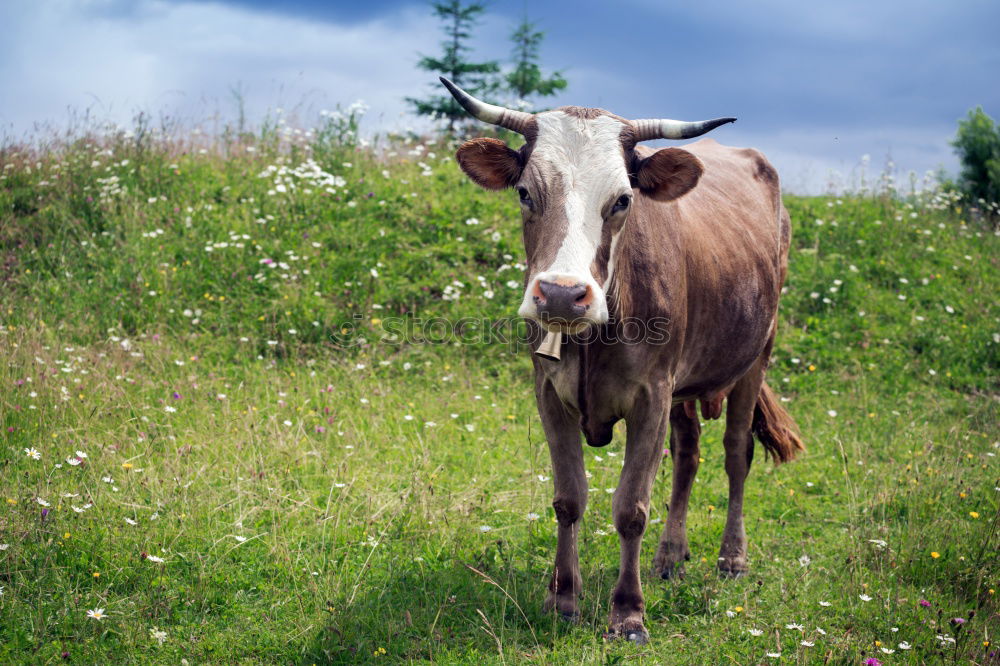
xmin=0 ymin=110 xmax=997 ymax=664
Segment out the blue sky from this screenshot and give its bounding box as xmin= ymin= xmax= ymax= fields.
xmin=2 ymin=0 xmax=998 ymax=192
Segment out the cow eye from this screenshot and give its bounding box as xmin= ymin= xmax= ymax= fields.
xmin=517 ymin=186 xmax=532 ymax=206
xmin=612 ymin=194 xmax=631 ymax=212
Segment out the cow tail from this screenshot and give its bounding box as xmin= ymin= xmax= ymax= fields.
xmin=752 ymin=382 xmax=804 ymax=464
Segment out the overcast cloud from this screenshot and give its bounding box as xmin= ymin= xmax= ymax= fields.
xmin=1 ymin=0 xmax=997 ymax=192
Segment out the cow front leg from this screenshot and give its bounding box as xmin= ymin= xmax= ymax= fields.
xmin=653 ymin=404 xmax=701 ymax=579
xmin=608 ymin=386 xmax=670 ymax=645
xmin=536 ymin=378 xmax=587 ymax=620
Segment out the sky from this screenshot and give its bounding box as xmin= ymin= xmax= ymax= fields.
xmin=2 ymin=0 xmax=998 ymax=192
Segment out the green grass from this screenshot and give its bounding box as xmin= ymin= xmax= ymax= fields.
xmin=1 ymin=119 xmax=998 ymax=664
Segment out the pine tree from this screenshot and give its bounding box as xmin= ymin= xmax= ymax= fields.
xmin=407 ymin=1 xmax=499 ymax=133
xmin=505 ymin=17 xmax=566 ymax=109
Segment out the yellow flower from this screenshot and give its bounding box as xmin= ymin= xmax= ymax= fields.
xmin=808 ymin=364 xmax=816 ymax=371
xmin=969 ymin=511 xmax=980 ymax=519
xmin=959 ymin=492 xmax=966 ymax=498
xmin=93 ymin=572 xmax=100 ymax=578
xmin=64 ymin=532 xmax=71 ymax=539
xmin=121 ymin=463 xmax=133 ymax=470
xmin=875 ymin=640 xmax=882 ymax=647
xmin=931 ymin=552 xmax=940 ymax=559
xmin=734 ymin=606 xmax=744 ymax=613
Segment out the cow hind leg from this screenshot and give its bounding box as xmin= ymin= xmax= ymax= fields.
xmin=652 ymin=405 xmax=701 ymax=579
xmin=717 ymin=358 xmax=766 ymax=578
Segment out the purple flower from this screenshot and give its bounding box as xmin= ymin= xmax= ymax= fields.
xmin=172 ymin=392 xmax=181 ymax=400
xmin=864 ymin=659 xmax=882 ymax=666
xmin=41 ymin=508 xmax=49 ymax=521
xmin=919 ymin=599 xmax=931 ymax=607
xmin=952 ymin=617 xmax=966 ymax=625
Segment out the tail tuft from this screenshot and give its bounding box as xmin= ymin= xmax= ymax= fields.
xmin=752 ymin=382 xmax=804 ymax=464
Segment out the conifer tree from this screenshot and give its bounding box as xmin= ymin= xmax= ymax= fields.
xmin=505 ymin=17 xmax=567 ymax=109
xmin=407 ymin=1 xmax=499 ymax=133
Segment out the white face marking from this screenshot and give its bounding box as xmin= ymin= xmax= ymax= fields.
xmin=517 ymin=111 xmax=631 ymax=327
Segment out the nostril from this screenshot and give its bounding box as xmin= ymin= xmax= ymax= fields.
xmin=573 ymin=284 xmax=592 ymax=304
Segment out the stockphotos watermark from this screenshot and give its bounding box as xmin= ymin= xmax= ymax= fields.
xmin=329 ymin=315 xmax=671 ymax=351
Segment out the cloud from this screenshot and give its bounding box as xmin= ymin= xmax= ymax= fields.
xmin=1 ymin=0 xmax=996 ymax=192
xmin=0 ymin=0 xmax=444 ymax=137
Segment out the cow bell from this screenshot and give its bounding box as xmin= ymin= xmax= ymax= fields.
xmin=535 ymin=330 xmax=563 ymax=362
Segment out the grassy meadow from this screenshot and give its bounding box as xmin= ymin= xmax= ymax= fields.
xmin=1 ymin=112 xmax=998 ymax=664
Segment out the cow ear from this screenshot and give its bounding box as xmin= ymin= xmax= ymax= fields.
xmin=456 ymin=138 xmax=523 ymax=190
xmin=634 ymin=147 xmax=704 ymax=202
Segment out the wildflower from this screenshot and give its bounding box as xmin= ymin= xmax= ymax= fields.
xmin=798 ymin=554 xmax=811 ymax=567
xmin=898 ymin=642 xmax=911 ymax=650
xmin=75 ymin=450 xmax=87 ymax=458
xmin=859 ymin=594 xmax=873 ymax=602
xmin=827 ymin=410 xmax=837 ymax=417
xmin=919 ymin=599 xmax=931 ymax=607
xmin=819 ymin=601 xmax=831 ymax=607
xmin=146 ymin=554 xmax=165 ymax=563
xmin=969 ymin=511 xmax=980 ymax=518
xmin=24 ymin=447 xmax=41 ymax=460
xmin=234 ymin=536 xmax=247 ymax=543
xmin=164 ymin=405 xmax=176 ymax=413
xmin=125 ymin=517 xmax=137 ymax=526
xmin=864 ymin=660 xmax=882 ymax=666
xmin=478 ymin=525 xmax=492 ymax=532
xmin=748 ymin=628 xmax=763 ymax=636
xmin=801 ymin=640 xmax=814 ymax=647
xmin=150 ymin=627 xmax=167 ymax=645
xmin=880 ymin=648 xmax=895 ymax=654
xmin=527 ymin=512 xmax=539 ymax=521
xmin=930 ymin=551 xmax=940 ymax=558
xmin=36 ymin=498 xmax=50 ymax=507
xmin=67 ymin=457 xmax=81 ymax=466
xmin=786 ymin=623 xmax=804 ymax=631
xmin=86 ymin=608 xmax=106 ymax=621
xmin=766 ymin=653 xmax=781 ymax=659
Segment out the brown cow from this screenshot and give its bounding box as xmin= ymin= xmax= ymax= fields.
xmin=441 ymin=77 xmax=803 ymax=645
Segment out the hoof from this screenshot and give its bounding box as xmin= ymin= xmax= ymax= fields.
xmin=718 ymin=565 xmax=748 ymax=579
xmin=605 ymin=625 xmax=650 ymax=646
xmin=559 ymin=610 xmax=580 ymax=624
xmin=658 ymin=563 xmax=686 ymax=580
xmin=625 ymin=628 xmax=649 ymax=645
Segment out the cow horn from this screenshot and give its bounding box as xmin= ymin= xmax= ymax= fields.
xmin=439 ymin=76 xmax=534 ymax=135
xmin=632 ymin=117 xmax=737 ymax=141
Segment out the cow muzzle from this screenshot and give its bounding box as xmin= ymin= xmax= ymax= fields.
xmin=520 ymin=275 xmax=608 ymax=331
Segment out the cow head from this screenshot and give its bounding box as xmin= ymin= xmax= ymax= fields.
xmin=442 ymin=77 xmax=734 ymax=333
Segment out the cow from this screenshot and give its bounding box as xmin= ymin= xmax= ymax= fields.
xmin=440 ymin=77 xmax=803 ymax=645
